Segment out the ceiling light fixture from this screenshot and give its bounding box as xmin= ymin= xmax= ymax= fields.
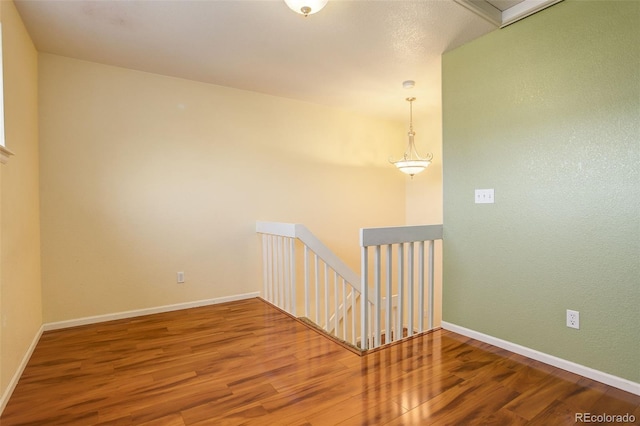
xmin=390 ymin=97 xmax=433 ymax=177
xmin=284 ymin=0 xmax=328 ymax=17
xmin=402 ymin=80 xmax=415 ymax=89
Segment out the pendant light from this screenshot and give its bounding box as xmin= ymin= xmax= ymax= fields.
xmin=389 ymin=97 xmax=433 ymax=177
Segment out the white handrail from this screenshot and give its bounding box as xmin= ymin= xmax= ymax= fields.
xmin=257 ymin=221 xmax=362 ymax=293
xmin=360 ymin=224 xmax=443 ymax=246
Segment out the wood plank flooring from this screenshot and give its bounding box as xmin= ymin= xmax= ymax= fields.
xmin=2 ymin=298 xmax=638 ymax=425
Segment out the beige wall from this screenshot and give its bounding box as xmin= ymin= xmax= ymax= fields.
xmin=0 ymin=2 xmax=3 ymax=395
xmin=404 ymin=57 xmax=444 ymax=326
xmin=39 ymin=54 xmax=407 ymax=323
xmin=404 ymin=58 xmax=443 ymax=226
xmin=0 ymin=0 xmax=42 ymax=397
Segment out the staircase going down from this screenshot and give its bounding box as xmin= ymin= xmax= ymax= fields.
xmin=256 ymin=222 xmax=443 ymax=353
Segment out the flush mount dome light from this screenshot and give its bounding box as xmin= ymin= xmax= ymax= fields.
xmin=284 ymin=0 xmax=328 ymax=16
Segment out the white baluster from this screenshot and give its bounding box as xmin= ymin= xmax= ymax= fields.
xmin=304 ymin=245 xmax=309 ymax=318
xmin=334 ymin=271 xmax=339 ymax=335
xmin=278 ymin=236 xmax=284 ymax=309
xmin=267 ymin=235 xmax=274 ymax=304
xmin=418 ymin=240 xmax=425 ymax=333
xmin=351 ymin=290 xmax=356 ymax=346
xmin=314 ymin=253 xmax=319 ymax=324
xmin=262 ymin=235 xmax=268 ymax=301
xmin=428 ymin=239 xmax=434 ymax=330
xmin=374 ymin=245 xmax=381 ymax=348
xmin=369 ymin=302 xmax=373 ymax=348
xmin=290 ymin=238 xmax=296 ymax=316
xmin=361 ymin=246 xmax=368 ymax=350
xmin=408 ymin=242 xmax=414 ymax=337
xmin=324 ymin=263 xmax=329 ymax=330
xmin=284 ymin=237 xmax=290 ymax=312
xmin=385 ymin=244 xmax=392 ymax=343
xmin=342 ymin=278 xmax=347 ymax=340
xmin=397 ymin=243 xmax=404 ymax=342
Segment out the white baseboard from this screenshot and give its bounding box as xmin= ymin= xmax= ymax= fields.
xmin=441 ymin=321 xmax=640 ymax=396
xmin=0 ymin=325 xmax=44 ymax=415
xmin=43 ymin=292 xmax=260 ymax=331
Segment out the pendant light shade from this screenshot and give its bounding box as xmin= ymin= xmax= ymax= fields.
xmin=284 ymin=0 xmax=328 ymax=16
xmin=389 ymin=97 xmax=433 ymax=177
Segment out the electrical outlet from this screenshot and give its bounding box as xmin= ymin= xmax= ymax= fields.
xmin=177 ymin=272 xmax=185 ymax=284
xmin=566 ymin=309 xmax=579 ymax=329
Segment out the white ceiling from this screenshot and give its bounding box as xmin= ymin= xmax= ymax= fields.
xmin=13 ymin=0 xmax=554 ymax=121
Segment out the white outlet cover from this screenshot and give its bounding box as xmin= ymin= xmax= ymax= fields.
xmin=475 ymin=189 xmax=495 ymax=204
xmin=566 ymin=309 xmax=580 ymax=329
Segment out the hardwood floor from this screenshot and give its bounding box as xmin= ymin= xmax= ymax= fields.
xmin=2 ymin=298 xmax=638 ymax=425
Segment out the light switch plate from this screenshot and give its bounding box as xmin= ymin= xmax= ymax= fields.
xmin=475 ymin=189 xmax=495 ymax=204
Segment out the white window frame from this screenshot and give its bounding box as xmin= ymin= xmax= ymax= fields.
xmin=0 ymin=22 xmax=14 ymax=164
xmin=0 ymin=22 xmax=5 ymax=148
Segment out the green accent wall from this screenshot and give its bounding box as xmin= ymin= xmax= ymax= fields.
xmin=442 ymin=0 xmax=639 ymax=382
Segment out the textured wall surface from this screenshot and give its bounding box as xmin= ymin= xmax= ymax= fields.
xmin=442 ymin=0 xmax=639 ymax=382
xmin=0 ymin=0 xmax=42 ymax=396
xmin=38 ymin=54 xmax=406 ymax=323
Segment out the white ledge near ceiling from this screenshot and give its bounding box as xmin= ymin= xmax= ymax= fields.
xmin=454 ymin=0 xmax=563 ymax=28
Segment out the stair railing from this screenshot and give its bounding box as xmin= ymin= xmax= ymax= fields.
xmin=256 ymin=222 xmax=367 ymax=348
xmin=256 ymin=221 xmax=442 ymax=351
xmin=360 ymin=225 xmax=443 ymax=349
